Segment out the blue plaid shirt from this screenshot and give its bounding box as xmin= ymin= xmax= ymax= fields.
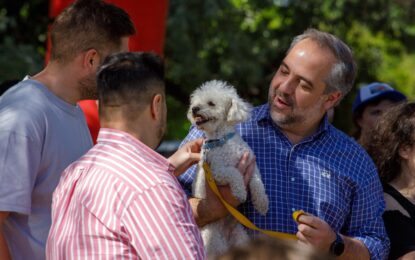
xmin=179 ymin=103 xmax=389 ymax=259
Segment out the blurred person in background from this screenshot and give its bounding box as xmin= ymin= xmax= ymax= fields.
xmin=364 ymin=102 xmax=415 ymax=260
xmin=352 ymin=82 xmax=406 ymax=145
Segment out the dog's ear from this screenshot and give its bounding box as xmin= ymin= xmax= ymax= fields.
xmin=226 ymin=97 xmax=252 ymax=124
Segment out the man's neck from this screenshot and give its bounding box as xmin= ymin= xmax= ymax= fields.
xmin=32 ymin=61 xmax=80 ymax=105
xmin=101 ymin=111 xmax=158 ymax=150
xmin=278 ymin=120 xmax=322 ymax=145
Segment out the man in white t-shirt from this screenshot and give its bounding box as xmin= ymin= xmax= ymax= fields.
xmin=0 ymin=1 xmax=135 ymax=259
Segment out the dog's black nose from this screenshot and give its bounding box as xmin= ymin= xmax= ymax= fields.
xmin=192 ymin=106 xmax=200 ymax=114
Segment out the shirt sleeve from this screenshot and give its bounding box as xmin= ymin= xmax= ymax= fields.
xmin=123 ymin=182 xmax=205 ymax=259
xmin=343 ymin=166 xmax=390 ymax=260
xmin=0 ymin=130 xmax=41 ymax=214
xmin=177 ymin=125 xmax=204 ymax=196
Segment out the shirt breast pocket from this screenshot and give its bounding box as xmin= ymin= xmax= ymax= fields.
xmin=311 ymin=169 xmax=352 ymax=230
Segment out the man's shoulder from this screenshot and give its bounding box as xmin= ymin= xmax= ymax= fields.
xmin=80 ymin=144 xmax=176 ymax=191
xmin=326 ymin=125 xmax=365 ymax=152
xmin=0 ymin=94 xmax=46 ymax=137
xmin=325 ymin=125 xmax=377 ymax=175
xmin=1 ymin=80 xmax=51 ymax=114
xmin=0 ymin=80 xmax=60 ymax=134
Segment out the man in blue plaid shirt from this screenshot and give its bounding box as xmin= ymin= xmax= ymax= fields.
xmin=179 ymin=28 xmax=389 ymax=259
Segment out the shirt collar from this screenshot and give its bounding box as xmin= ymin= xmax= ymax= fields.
xmin=252 ymin=103 xmax=271 ymax=122
xmin=24 ymin=78 xmax=81 ymax=116
xmin=97 ymin=128 xmax=174 ymax=172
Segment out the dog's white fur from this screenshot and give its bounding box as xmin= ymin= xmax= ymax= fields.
xmin=188 ymin=80 xmax=269 ymax=257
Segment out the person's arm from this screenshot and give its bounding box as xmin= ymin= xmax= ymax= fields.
xmin=191 ymin=153 xmax=255 ymax=227
xmin=168 ymin=137 xmax=246 ymax=226
xmin=0 ymin=212 xmax=11 ymax=260
xmin=398 ymin=251 xmax=415 ymax=260
xmin=169 ymin=137 xmax=256 ymax=226
xmin=296 ymin=214 xmax=370 ymax=259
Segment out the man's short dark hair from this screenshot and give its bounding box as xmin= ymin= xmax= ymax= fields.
xmin=97 ymin=52 xmax=165 ymax=119
xmin=51 ymin=0 xmax=135 ymax=63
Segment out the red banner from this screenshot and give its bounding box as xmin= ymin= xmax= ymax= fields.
xmin=47 ymin=0 xmax=168 ymax=61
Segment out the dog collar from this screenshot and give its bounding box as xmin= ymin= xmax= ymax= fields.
xmin=202 ymin=132 xmax=236 ymax=150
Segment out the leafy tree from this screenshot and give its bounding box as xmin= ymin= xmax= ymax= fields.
xmin=0 ymin=0 xmax=48 ymax=81
xmin=165 ymin=0 xmax=415 ymax=139
xmin=2 ymin=0 xmax=415 ymax=140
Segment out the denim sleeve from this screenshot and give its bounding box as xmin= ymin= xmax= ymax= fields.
xmin=177 ymin=125 xmax=204 ymax=196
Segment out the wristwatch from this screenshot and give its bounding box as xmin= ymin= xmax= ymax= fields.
xmin=329 ymin=232 xmax=345 ymax=256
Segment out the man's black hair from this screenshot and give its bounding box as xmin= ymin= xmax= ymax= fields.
xmin=97 ymin=52 xmax=165 ymax=111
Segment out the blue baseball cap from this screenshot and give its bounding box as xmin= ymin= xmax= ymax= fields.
xmin=352 ymin=82 xmax=406 ymax=114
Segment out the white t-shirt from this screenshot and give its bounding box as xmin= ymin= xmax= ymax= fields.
xmin=0 ymin=78 xmax=93 ymax=260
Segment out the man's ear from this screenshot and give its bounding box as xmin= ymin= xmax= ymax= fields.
xmin=324 ymin=91 xmax=342 ymax=110
xmin=83 ymin=49 xmax=100 ymax=71
xmin=150 ymin=93 xmax=163 ymax=120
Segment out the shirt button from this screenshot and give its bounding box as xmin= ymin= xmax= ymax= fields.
xmin=291 ymin=208 xmax=296 ymax=212
xmin=291 ymin=177 xmax=295 ymax=181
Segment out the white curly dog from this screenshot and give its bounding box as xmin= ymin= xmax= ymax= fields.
xmin=188 ymin=80 xmax=269 ymax=257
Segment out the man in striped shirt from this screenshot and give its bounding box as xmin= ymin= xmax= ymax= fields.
xmin=46 ymin=52 xmax=206 ymax=259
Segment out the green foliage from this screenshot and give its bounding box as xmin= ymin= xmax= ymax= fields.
xmin=165 ymin=95 xmax=191 ymax=139
xmin=1 ymin=0 xmax=415 ymax=140
xmin=0 ymin=37 xmax=43 ymax=80
xmin=0 ymin=0 xmax=48 ymax=82
xmin=165 ymin=0 xmax=415 ymax=139
xmin=378 ymin=53 xmax=415 ymax=98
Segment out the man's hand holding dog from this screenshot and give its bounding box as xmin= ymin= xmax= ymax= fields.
xmin=191 ymin=152 xmax=256 ymax=227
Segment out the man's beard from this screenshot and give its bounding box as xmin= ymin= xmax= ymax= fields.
xmin=79 ymin=74 xmax=98 ymax=100
xmin=268 ymin=90 xmax=325 ymax=127
xmin=268 ymin=91 xmax=305 ymax=126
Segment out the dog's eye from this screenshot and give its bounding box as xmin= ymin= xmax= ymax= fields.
xmin=208 ymin=101 xmax=215 ymax=107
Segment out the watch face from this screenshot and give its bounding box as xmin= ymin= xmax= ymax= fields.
xmin=330 ymin=233 xmax=345 ymax=256
xmin=332 ymin=241 xmax=345 ymax=256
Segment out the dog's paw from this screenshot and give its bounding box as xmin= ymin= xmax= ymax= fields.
xmin=233 ymin=188 xmax=247 ymax=203
xmin=253 ymin=195 xmax=269 ymax=216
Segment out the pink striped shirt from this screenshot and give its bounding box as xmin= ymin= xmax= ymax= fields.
xmin=46 ymin=128 xmax=205 ymax=260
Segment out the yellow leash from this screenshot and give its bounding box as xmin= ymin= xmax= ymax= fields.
xmin=203 ymin=162 xmax=298 ymax=240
